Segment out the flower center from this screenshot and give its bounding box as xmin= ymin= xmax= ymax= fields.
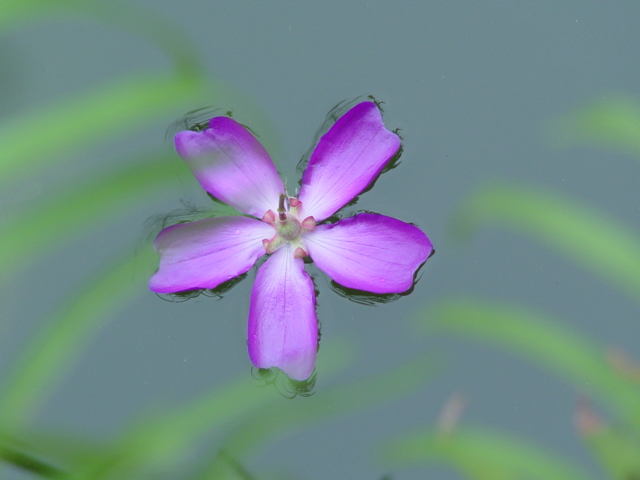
xmin=261 ymin=195 xmax=316 ymax=257
xmin=276 ymin=212 xmax=302 ymax=240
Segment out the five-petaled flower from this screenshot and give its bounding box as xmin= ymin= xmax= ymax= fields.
xmin=149 ymin=101 xmax=433 ymax=380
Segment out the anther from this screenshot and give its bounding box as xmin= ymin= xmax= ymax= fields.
xmin=301 ymin=216 xmax=316 ymax=230
xmin=262 ymin=210 xmax=276 ymax=224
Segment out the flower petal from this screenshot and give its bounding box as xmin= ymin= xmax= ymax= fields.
xmin=149 ymin=216 xmax=273 ymax=294
xmin=248 ymin=244 xmax=317 ymax=380
xmin=304 ymin=213 xmax=433 ymax=293
xmin=297 ymin=102 xmax=400 ymax=221
xmin=175 ymin=117 xmax=284 ymax=218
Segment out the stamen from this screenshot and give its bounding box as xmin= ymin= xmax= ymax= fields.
xmin=301 ymin=216 xmax=316 ymax=230
xmin=262 ymin=210 xmax=276 ymax=224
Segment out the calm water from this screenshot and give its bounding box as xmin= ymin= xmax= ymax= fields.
xmin=3 ymin=3 xmax=640 ymax=479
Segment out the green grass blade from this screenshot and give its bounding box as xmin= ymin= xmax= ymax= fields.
xmin=547 ymin=94 xmax=640 ymax=159
xmin=75 ymin=341 xmax=354 ymax=480
xmin=0 ymin=0 xmax=203 ymax=78
xmin=418 ymin=299 xmax=640 ymax=430
xmin=0 ymin=150 xmax=238 ymax=281
xmin=0 ymin=427 xmax=109 ymax=479
xmin=0 ymin=246 xmax=157 ymax=429
xmin=0 ymin=72 xmax=210 ymax=185
xmin=582 ymin=424 xmax=640 ymax=480
xmin=195 ymin=356 xmax=438 ymax=480
xmin=452 ymin=183 xmax=640 ymax=302
xmin=0 ymin=440 xmax=66 ymax=478
xmin=384 ymin=426 xmax=594 ymax=480
xmin=77 ymin=377 xmax=281 ymax=480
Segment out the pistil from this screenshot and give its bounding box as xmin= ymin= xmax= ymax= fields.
xmin=278 ymin=194 xmax=288 ymax=222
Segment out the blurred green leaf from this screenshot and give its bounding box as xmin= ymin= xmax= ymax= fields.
xmin=0 ymin=0 xmax=214 ymax=187
xmin=0 ymin=0 xmax=203 ymax=77
xmin=0 ymin=438 xmax=66 ymax=478
xmin=452 ymin=183 xmax=640 ymax=303
xmin=417 ymin=299 xmax=640 ymax=430
xmin=0 ymin=72 xmax=211 ymax=185
xmin=195 ymin=356 xmax=438 ymax=480
xmin=0 ymin=0 xmax=285 ymax=185
xmin=77 ymin=376 xmax=281 ymax=480
xmin=0 ymin=428 xmax=109 ymax=479
xmin=0 ymin=246 xmax=157 ymax=428
xmin=74 ymin=340 xmax=354 ymax=480
xmin=548 ymin=94 xmax=640 ymax=159
xmin=0 ymin=150 xmax=239 ymax=281
xmin=384 ymin=426 xmax=593 ymax=480
xmin=582 ymin=424 xmax=640 ymax=480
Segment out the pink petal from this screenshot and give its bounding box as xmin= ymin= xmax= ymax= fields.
xmin=149 ymin=216 xmax=273 ymax=294
xmin=297 ymin=102 xmax=401 ymax=221
xmin=304 ymin=213 xmax=433 ymax=294
xmin=175 ymin=117 xmax=284 ymax=218
xmin=247 ymin=244 xmax=317 ymax=380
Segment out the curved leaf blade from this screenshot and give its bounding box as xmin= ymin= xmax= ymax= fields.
xmin=0 ymin=246 xmax=157 ymax=428
xmin=0 ymin=150 xmax=241 ymax=281
xmin=195 ymin=356 xmax=438 ymax=480
xmin=547 ymin=94 xmax=640 ymax=160
xmin=384 ymin=426 xmax=593 ymax=480
xmin=74 ymin=341 xmax=354 ymax=480
xmin=452 ymin=183 xmax=640 ymax=302
xmin=0 ymin=72 xmax=210 ymax=185
xmin=418 ymin=299 xmax=640 ymax=430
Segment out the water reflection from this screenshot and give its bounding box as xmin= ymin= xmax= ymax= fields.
xmin=165 ymin=106 xmax=226 ymax=137
xmin=156 ymin=272 xmax=249 ymax=302
xmin=252 ymin=367 xmax=318 ymax=399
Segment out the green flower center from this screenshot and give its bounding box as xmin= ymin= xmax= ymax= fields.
xmin=276 ymin=213 xmax=302 ymax=240
xmin=261 ymin=194 xmax=316 ymax=257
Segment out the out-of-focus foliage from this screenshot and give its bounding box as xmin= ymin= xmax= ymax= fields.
xmin=1 ymin=248 xmax=158 ymax=429
xmin=385 ymin=427 xmax=593 ymax=480
xmin=419 ymin=299 xmax=640 ymax=431
xmin=548 ymin=94 xmax=640 ymax=159
xmin=198 ymin=357 xmax=437 ymax=480
xmin=384 ymin=95 xmax=640 ymax=479
xmin=451 ymin=183 xmax=640 ymax=304
xmin=0 ymin=153 xmax=183 ymax=278
xmin=0 ymin=1 xmax=208 ymax=184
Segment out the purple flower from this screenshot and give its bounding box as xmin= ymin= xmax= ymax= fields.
xmin=149 ymin=101 xmax=433 ymax=380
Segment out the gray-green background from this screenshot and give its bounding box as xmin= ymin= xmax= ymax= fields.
xmin=3 ymin=2 xmax=639 ymax=479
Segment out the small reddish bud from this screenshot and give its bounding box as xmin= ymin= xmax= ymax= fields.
xmin=289 ymin=197 xmax=301 ymax=207
xmin=574 ymin=397 xmax=603 ymax=437
xmin=294 ymin=247 xmax=308 ymax=259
